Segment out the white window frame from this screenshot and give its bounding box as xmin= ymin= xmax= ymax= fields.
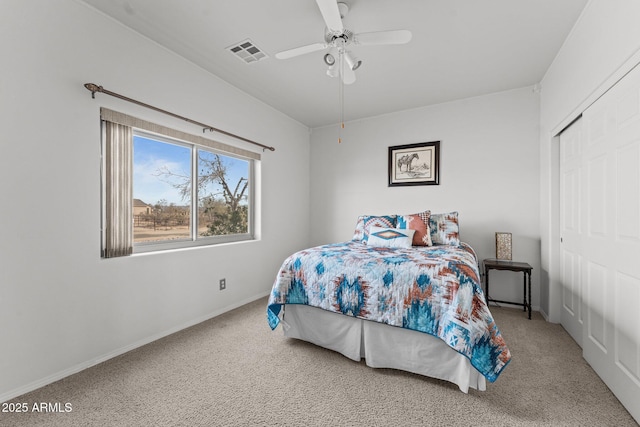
xmin=132 ymin=130 xmax=255 ymax=253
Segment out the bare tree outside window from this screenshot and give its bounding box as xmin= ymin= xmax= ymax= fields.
xmin=197 ymin=150 xmax=248 ymax=236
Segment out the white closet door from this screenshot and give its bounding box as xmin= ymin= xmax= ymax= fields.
xmin=559 ymin=118 xmax=584 ymax=347
xmin=581 ymin=63 xmax=640 ymax=423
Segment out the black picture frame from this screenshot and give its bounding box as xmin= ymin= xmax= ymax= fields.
xmin=388 ymin=141 xmax=440 ymax=186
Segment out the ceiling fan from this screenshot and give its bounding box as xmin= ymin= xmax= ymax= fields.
xmin=275 ymin=0 xmax=412 ymax=85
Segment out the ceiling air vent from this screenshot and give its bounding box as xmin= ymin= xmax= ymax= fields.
xmin=226 ymin=39 xmax=268 ymax=64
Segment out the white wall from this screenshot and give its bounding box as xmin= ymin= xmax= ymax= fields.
xmin=310 ymin=87 xmax=541 ymax=308
xmin=539 ymin=0 xmax=640 ymax=321
xmin=0 ymin=0 xmax=310 ymax=400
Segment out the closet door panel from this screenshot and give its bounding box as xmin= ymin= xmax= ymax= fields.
xmin=580 ymin=64 xmax=640 ymax=423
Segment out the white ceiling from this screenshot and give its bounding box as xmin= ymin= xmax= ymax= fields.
xmin=81 ymin=0 xmax=588 ymax=128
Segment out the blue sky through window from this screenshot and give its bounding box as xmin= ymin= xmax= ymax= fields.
xmin=133 ymin=135 xmax=249 ymax=207
xmin=133 ymin=136 xmax=190 ymax=206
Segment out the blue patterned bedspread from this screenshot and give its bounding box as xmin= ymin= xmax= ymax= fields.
xmin=267 ymin=241 xmax=511 ymax=382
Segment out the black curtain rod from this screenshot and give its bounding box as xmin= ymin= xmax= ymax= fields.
xmin=84 ymin=83 xmax=275 ymax=152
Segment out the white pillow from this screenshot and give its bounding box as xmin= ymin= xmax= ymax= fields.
xmin=366 ymin=226 xmax=416 ymax=248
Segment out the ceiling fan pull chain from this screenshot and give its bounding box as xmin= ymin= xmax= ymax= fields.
xmin=338 ymin=49 xmax=344 ymax=144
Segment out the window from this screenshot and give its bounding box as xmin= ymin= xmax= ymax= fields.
xmin=101 ymin=108 xmax=258 ymax=257
xmin=132 ymin=132 xmax=252 ymax=250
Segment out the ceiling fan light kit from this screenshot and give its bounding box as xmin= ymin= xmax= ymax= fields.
xmin=323 ymin=53 xmax=336 ymax=66
xmin=344 ymin=51 xmax=361 ymax=71
xmin=326 ymin=65 xmax=339 ymax=78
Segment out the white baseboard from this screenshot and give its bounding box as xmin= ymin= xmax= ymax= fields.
xmin=0 ymin=291 xmax=270 ymax=403
xmin=488 ymin=301 xmax=541 ymax=315
xmin=538 ymin=308 xmax=550 ymax=322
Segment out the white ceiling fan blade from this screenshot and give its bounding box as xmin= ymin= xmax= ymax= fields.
xmin=354 ymin=30 xmax=412 ymax=46
xmin=275 ymin=42 xmax=328 ymax=60
xmin=315 ymin=0 xmax=344 ymax=34
xmin=340 ymin=62 xmax=356 ymax=85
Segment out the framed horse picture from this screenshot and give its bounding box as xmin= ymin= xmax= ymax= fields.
xmin=388 ymin=141 xmax=440 ymax=186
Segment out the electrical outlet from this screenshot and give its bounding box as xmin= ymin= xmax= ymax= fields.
xmin=219 ymin=278 xmax=226 ymax=290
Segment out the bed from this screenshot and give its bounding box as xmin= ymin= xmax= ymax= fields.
xmin=266 ymin=211 xmax=511 ymax=392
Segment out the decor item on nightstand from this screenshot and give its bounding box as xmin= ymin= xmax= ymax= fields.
xmin=388 ymin=141 xmax=440 ymax=186
xmin=495 ymin=232 xmax=512 ymax=260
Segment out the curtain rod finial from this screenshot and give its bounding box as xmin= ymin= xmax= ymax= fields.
xmin=84 ymin=83 xmax=103 ymax=99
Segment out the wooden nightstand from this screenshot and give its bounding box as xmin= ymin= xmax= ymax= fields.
xmin=483 ymin=259 xmax=532 ymax=319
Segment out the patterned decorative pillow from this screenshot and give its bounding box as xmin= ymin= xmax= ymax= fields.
xmin=429 ymin=211 xmax=460 ymax=245
xmin=352 ymin=215 xmax=367 ymax=241
xmin=361 ymin=215 xmax=397 ymax=242
xmin=397 ymin=211 xmax=432 ymax=246
xmin=366 ymin=226 xmax=415 ymax=248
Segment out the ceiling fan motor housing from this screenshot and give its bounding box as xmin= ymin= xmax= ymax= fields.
xmin=325 ymin=29 xmax=353 ymax=45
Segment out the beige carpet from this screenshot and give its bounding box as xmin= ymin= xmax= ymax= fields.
xmin=1 ymin=297 xmax=637 ymax=427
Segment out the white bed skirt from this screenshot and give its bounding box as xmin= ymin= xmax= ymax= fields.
xmin=281 ymin=304 xmax=486 ymax=393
